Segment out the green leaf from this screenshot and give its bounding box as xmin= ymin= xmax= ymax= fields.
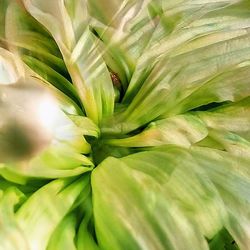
xmin=89 ymin=0 xmax=159 ymax=86
xmin=105 ymin=113 xmax=208 ymax=147
xmin=76 ymin=196 xmax=100 ymax=250
xmin=69 ymin=115 xmax=100 ymax=138
xmin=4 ymin=145 xmax=93 ymax=179
xmin=197 ymin=97 xmax=250 ymax=140
xmin=22 ymin=55 xmax=82 ymax=109
xmin=0 ymin=168 xmax=28 ymax=185
xmin=5 ymin=2 xmax=82 ymax=107
xmin=22 ymin=0 xmax=115 ymax=124
xmin=0 ymin=187 xmax=28 ymax=250
xmin=206 ymin=129 xmax=250 ymax=158
xmin=16 ymin=175 xmax=89 ymax=250
xmin=47 ymin=212 xmax=77 ymax=250
xmin=2 ymin=1 xmax=250 ymax=249
xmin=191 ymin=146 xmax=250 ymax=249
xmin=209 ymin=228 xmax=239 ymax=250
xmin=92 ymin=150 xmax=215 ymax=250
xmin=110 ymin=2 xmax=250 ymax=133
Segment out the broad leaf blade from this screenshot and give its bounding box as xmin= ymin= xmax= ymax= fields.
xmin=16 ymin=175 xmax=89 ymax=250
xmin=92 ymin=151 xmax=212 ymax=250
xmin=22 ymin=0 xmax=115 ymax=124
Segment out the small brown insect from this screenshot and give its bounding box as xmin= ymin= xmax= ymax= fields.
xmin=110 ymin=71 xmax=121 ymax=89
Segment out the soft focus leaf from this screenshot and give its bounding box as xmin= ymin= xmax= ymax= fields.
xmin=16 ymin=175 xmax=89 ymax=250
xmin=76 ymin=196 xmax=100 ymax=250
xmin=102 ymin=1 xmax=250 ymax=133
xmin=47 ymin=212 xmax=77 ymax=250
xmin=92 ymin=150 xmax=216 ymax=250
xmin=0 ymin=168 xmax=28 ymax=185
xmin=197 ymin=97 xmax=250 ymax=140
xmin=22 ymin=0 xmax=115 ymax=124
xmin=191 ymin=146 xmax=250 ymax=249
xmin=206 ymin=129 xmax=250 ymax=158
xmin=1 ymin=0 xmax=250 ymax=249
xmin=0 ymin=81 xmax=93 ymax=178
xmin=89 ymin=0 xmax=159 ymax=87
xmin=105 ymin=113 xmax=207 ymax=147
xmin=4 ymin=146 xmax=93 ymax=179
xmin=5 ymin=2 xmax=82 ymax=108
xmin=0 ymin=187 xmax=28 ymax=250
xmin=69 ymin=115 xmax=100 ymax=138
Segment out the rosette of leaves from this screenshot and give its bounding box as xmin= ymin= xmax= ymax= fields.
xmin=1 ymin=0 xmax=250 ymax=249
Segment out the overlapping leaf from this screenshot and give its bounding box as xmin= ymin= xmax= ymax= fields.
xmin=92 ymin=148 xmax=233 ymax=250
xmin=1 ymin=0 xmax=250 ymax=250
xmin=16 ymin=175 xmax=89 ymax=250
xmin=101 ymin=0 xmax=250 ymax=134
xmin=21 ymin=0 xmax=115 ymax=124
xmin=0 ymin=187 xmax=28 ymax=250
xmin=0 ymin=79 xmax=94 ymax=178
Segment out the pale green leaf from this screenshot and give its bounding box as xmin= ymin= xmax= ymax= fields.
xmin=22 ymin=0 xmax=115 ymax=124
xmin=0 ymin=187 xmax=28 ymax=250
xmin=69 ymin=115 xmax=100 ymax=138
xmin=5 ymin=2 xmax=82 ymax=108
xmin=191 ymin=146 xmax=250 ymax=249
xmin=92 ymin=150 xmax=215 ymax=250
xmin=197 ymin=97 xmax=250 ymax=140
xmin=115 ymin=2 xmax=250 ymax=132
xmin=47 ymin=213 xmax=77 ymax=250
xmin=89 ymin=0 xmax=159 ymax=85
xmin=105 ymin=113 xmax=207 ymax=147
xmin=16 ymin=175 xmax=89 ymax=250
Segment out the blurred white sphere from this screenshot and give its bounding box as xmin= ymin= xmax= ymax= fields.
xmin=0 ymin=81 xmax=61 ymax=163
